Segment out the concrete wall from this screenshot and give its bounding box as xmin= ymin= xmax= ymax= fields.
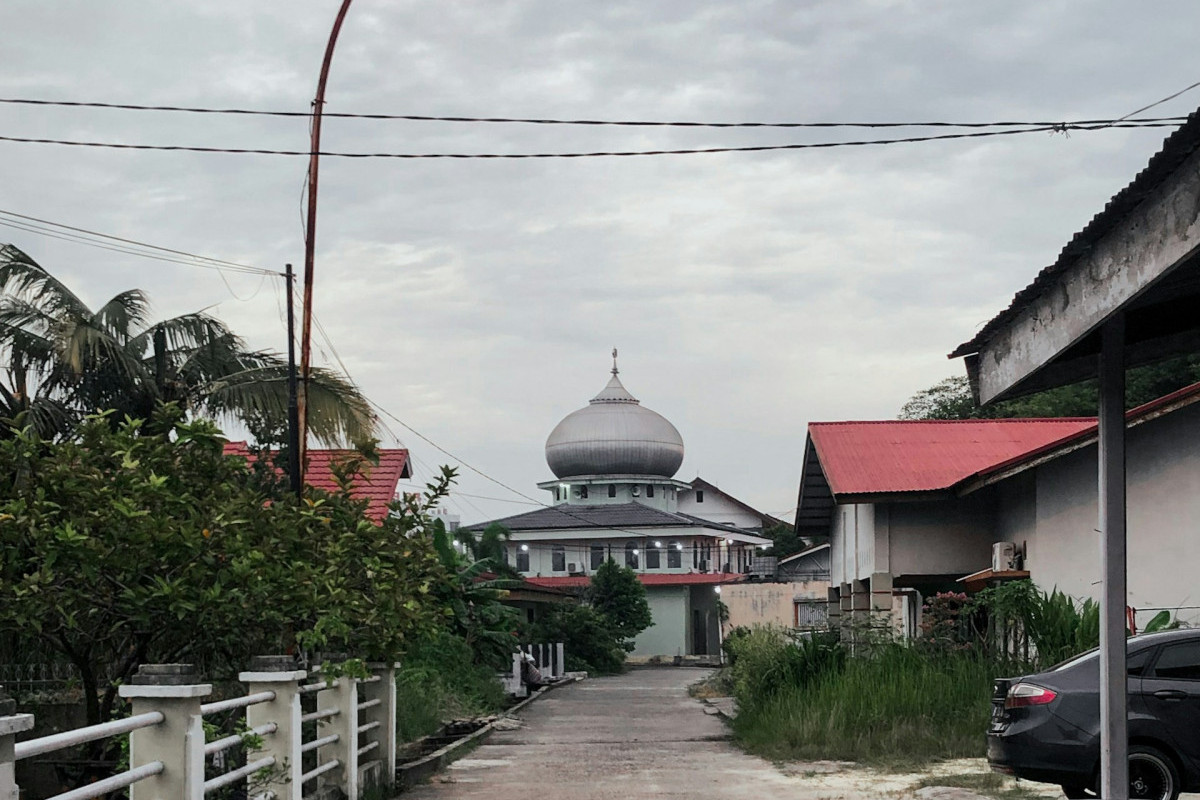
xmin=722 ymin=580 xmax=829 ymax=629
xmin=1011 ymin=401 xmax=1200 ymax=628
xmin=886 ymin=494 xmax=996 ymax=579
xmin=632 ymin=586 xmax=689 ymax=657
xmin=506 ymin=534 xmax=758 ymax=579
xmin=677 ymin=488 xmax=764 ymax=530
xmin=830 ymin=502 xmax=876 ymax=584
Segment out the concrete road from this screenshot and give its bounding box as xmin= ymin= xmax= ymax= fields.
xmin=404 ymin=667 xmax=844 ymax=800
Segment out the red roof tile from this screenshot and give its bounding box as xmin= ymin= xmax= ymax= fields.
xmin=525 ymin=572 xmax=744 ymax=588
xmin=808 ymin=419 xmax=1094 ymax=496
xmin=222 ymin=442 xmax=411 ymax=523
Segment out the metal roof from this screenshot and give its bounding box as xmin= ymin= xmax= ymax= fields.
xmin=526 ymin=572 xmax=744 ymax=588
xmin=223 ymin=442 xmax=411 ymax=523
xmin=950 ymin=108 xmax=1200 ymax=362
xmin=469 ymin=501 xmax=770 ymax=542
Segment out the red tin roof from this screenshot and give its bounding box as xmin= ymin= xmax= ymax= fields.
xmin=808 ymin=418 xmax=1094 ymax=497
xmin=223 ymin=442 xmax=411 ymax=523
xmin=525 ymin=572 xmax=744 ymax=588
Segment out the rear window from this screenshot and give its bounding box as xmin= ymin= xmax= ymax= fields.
xmin=1052 ymin=647 xmax=1152 ymax=675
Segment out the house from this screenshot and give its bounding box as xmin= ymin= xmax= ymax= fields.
xmin=793 ymin=383 xmax=1200 ymax=634
xmin=222 ymin=442 xmax=411 ymax=523
xmin=468 ymin=358 xmax=772 ymax=659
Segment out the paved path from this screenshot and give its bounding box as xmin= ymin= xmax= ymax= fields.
xmin=404 ymin=667 xmax=889 ymax=800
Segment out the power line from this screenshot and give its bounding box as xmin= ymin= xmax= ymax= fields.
xmin=1114 ymin=79 xmax=1200 ymax=124
xmin=0 ymin=121 xmax=1182 ymax=160
xmin=0 ymin=208 xmax=280 ymax=276
xmin=0 ymin=96 xmax=1188 ymax=129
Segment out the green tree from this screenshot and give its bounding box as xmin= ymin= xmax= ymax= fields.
xmin=530 ymin=604 xmax=627 ymax=675
xmin=763 ymin=522 xmax=804 ymax=557
xmin=900 ymin=355 xmax=1200 ymax=421
xmin=0 ymin=245 xmax=375 ymax=443
xmin=588 ymin=559 xmax=652 ymax=648
xmin=0 ymin=407 xmax=448 ymax=724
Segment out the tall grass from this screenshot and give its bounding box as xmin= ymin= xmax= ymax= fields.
xmin=394 ymin=632 xmax=508 ymax=743
xmin=729 ymin=629 xmax=994 ymax=765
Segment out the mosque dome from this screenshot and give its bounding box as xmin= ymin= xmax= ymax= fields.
xmin=545 ymin=355 xmax=684 ymax=480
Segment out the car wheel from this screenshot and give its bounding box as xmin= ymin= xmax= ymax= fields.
xmin=1128 ymin=745 xmax=1180 ymax=800
xmin=1060 ymin=785 xmax=1094 ymax=799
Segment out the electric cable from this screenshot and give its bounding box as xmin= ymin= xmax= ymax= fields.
xmin=0 ymin=121 xmax=1182 ymax=160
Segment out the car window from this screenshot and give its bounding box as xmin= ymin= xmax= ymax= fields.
xmin=1151 ymin=641 xmax=1200 ymax=680
xmin=1052 ymin=647 xmax=1152 ymax=673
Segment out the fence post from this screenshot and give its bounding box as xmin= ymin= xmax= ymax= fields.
xmin=360 ymin=663 xmax=397 ymax=790
xmin=241 ymin=656 xmax=306 ymax=800
xmin=119 ymin=663 xmax=211 ymax=800
xmin=316 ymin=662 xmax=359 ymax=800
xmin=555 ymin=643 xmax=566 ymax=678
xmin=0 ymin=688 xmax=34 ymax=800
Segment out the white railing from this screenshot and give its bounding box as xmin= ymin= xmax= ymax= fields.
xmin=498 ymin=642 xmax=566 ymax=696
xmin=0 ymin=656 xmax=399 ymax=800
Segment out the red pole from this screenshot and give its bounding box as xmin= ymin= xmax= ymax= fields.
xmin=298 ymin=0 xmax=355 ymax=484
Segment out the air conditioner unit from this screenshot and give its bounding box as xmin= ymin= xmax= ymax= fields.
xmin=992 ymin=542 xmax=1017 ymax=572
xmin=567 ymin=562 xmax=579 ymax=574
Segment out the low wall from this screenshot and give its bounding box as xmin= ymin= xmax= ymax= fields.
xmin=723 ymin=580 xmax=829 ymax=630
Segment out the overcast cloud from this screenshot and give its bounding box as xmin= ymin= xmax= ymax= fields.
xmin=4 ymin=1 xmax=1200 ymax=523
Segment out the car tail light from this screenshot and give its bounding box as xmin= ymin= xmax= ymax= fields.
xmin=1005 ymin=683 xmax=1057 ymax=709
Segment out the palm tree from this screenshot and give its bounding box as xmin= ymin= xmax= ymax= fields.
xmin=0 ymin=244 xmax=377 ymax=444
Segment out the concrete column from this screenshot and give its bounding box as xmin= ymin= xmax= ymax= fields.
xmin=241 ymin=656 xmax=306 ymax=800
xmin=1098 ymin=316 xmax=1129 ymax=800
xmin=0 ymin=688 xmax=35 ymax=800
xmin=360 ymin=663 xmax=398 ymax=790
xmin=555 ymin=643 xmax=566 ymax=678
xmin=118 ymin=664 xmax=211 ymax=800
xmin=316 ymin=665 xmax=358 ymax=799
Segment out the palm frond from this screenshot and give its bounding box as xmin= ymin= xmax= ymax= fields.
xmin=94 ymin=289 xmax=151 ymax=341
xmin=0 ymin=246 xmax=93 ymax=320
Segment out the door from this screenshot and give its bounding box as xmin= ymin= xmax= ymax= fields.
xmin=1139 ymin=639 xmax=1200 ymax=774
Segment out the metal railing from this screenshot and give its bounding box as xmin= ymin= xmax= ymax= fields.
xmin=0 ymin=657 xmax=400 ymax=800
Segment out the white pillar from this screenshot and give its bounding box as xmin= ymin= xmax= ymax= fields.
xmin=360 ymin=663 xmax=397 ymax=791
xmin=1099 ymin=317 xmax=1129 ymax=800
xmin=240 ymin=656 xmax=306 ymax=800
xmin=316 ymin=665 xmax=358 ymax=799
xmin=555 ymin=643 xmax=565 ymax=678
xmin=0 ymin=689 xmax=34 ymax=800
xmin=118 ymin=664 xmax=211 ymax=800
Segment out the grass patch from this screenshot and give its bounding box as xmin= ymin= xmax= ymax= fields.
xmin=731 ymin=644 xmax=994 ymax=766
xmin=688 ymin=670 xmax=733 ymax=699
xmin=917 ymin=771 xmax=1046 ymax=800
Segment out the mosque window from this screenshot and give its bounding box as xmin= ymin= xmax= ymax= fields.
xmin=516 ymin=548 xmax=530 ymax=572
xmin=646 ymin=543 xmax=661 ymax=569
xmin=554 ymin=487 xmax=560 ymax=501
xmin=667 ymin=541 xmax=682 ymax=569
xmin=552 ymin=544 xmax=566 ymax=572
xmin=590 ymin=544 xmax=605 ymax=570
xmin=608 ymin=484 xmax=616 ymax=498
xmin=646 ymin=485 xmax=655 ymax=498
xmin=580 ymin=485 xmax=588 ymax=499
xmin=696 ymin=490 xmax=704 ymax=503
xmin=625 ymin=542 xmax=639 ymax=569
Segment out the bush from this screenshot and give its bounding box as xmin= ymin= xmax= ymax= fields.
xmin=394 ymin=632 xmax=508 ymax=742
xmin=724 ymin=626 xmax=845 ymax=709
xmin=530 ymin=604 xmax=627 ymax=675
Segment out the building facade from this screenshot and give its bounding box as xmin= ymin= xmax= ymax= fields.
xmin=471 ymin=359 xmax=772 ymax=658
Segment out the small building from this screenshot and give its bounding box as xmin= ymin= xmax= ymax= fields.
xmin=469 ymin=357 xmax=772 ymax=658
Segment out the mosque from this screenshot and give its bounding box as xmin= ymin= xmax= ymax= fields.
xmin=473 ymin=353 xmax=775 ymax=659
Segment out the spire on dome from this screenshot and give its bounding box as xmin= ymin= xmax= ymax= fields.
xmin=612 ymin=347 xmax=619 ymax=376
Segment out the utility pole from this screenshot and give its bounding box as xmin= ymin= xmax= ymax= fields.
xmin=285 ymin=263 xmax=301 ymax=498
xmin=298 ymin=0 xmax=355 ymax=484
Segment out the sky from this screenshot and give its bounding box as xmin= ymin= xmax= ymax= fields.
xmin=3 ymin=1 xmax=1200 ymax=525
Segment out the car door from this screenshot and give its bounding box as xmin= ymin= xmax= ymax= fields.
xmin=1139 ymin=639 xmax=1200 ymax=774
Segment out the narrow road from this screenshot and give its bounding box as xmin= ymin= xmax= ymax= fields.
xmin=404 ymin=667 xmax=814 ymax=800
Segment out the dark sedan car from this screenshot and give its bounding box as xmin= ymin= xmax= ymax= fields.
xmin=988 ymin=629 xmax=1200 ymax=800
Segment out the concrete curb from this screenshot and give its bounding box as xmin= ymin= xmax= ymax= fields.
xmin=702 ymin=696 xmax=737 ymax=720
xmin=394 ymin=677 xmax=578 ymax=792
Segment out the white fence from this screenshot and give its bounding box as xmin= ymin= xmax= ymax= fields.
xmin=1 ymin=656 xmax=397 ymax=800
xmin=497 ymin=643 xmax=566 ymax=697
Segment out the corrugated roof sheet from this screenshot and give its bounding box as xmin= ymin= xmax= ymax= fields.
xmin=223 ymin=442 xmax=410 ymax=523
xmin=526 ymin=572 xmax=743 ymax=588
xmin=951 ymin=108 xmax=1200 ymax=359
xmin=808 ymin=418 xmax=1094 ymax=496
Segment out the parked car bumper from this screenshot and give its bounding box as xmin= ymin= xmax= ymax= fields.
xmin=988 ymin=718 xmax=1096 ymax=787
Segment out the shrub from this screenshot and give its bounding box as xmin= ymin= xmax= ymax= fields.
xmin=530 ymin=604 xmax=627 ymax=675
xmin=725 ymin=626 xmax=845 ymax=709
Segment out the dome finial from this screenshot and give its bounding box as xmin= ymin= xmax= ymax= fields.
xmin=612 ymin=347 xmax=619 ymax=376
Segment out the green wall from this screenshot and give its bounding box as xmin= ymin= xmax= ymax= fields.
xmin=632 ymin=586 xmax=689 ymax=657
